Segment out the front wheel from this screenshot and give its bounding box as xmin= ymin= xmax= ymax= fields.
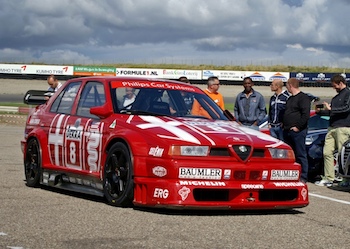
xmin=24 ymin=139 xmax=42 ymax=187
xmin=103 ymin=142 xmax=133 ymax=207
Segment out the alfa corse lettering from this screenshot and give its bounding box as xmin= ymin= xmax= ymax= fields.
xmin=86 ymin=123 xmax=102 ymax=172
xmin=179 ymin=167 xmax=222 ymax=179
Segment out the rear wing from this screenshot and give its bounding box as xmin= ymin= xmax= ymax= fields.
xmin=23 ymin=90 xmax=54 ymax=105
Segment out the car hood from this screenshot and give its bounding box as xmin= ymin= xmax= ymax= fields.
xmin=121 ymin=115 xmax=286 ymax=148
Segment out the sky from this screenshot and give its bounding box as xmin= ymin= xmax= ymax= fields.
xmin=1 ymin=0 xmax=350 ymax=68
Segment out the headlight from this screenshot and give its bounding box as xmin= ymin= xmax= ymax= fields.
xmin=169 ymin=145 xmax=209 ymax=156
xmin=268 ymin=148 xmax=295 ymax=159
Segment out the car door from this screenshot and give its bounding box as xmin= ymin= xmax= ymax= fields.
xmin=47 ymin=81 xmax=82 ymax=168
xmin=66 ymin=81 xmax=106 ymax=174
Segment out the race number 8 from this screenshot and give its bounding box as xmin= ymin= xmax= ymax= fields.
xmin=70 ymin=142 xmax=76 ymax=164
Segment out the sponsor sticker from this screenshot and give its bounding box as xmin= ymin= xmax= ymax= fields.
xmin=179 ymin=180 xmax=226 ymax=186
xmin=241 ymin=184 xmax=264 ymax=189
xmin=262 ymin=170 xmax=268 ymax=180
xmin=273 ymin=182 xmax=305 ymax=187
xmin=149 ymin=146 xmax=164 ymax=157
xmin=178 ymin=186 xmax=191 ymax=201
xmin=270 ymin=170 xmax=299 ymax=180
xmin=301 ymin=188 xmax=308 ymax=201
xmin=153 ymin=188 xmax=169 ymax=199
xmin=152 ymin=166 xmax=167 ymax=177
xmin=223 ymin=169 xmax=231 ymax=180
xmin=179 ymin=167 xmax=222 ymax=179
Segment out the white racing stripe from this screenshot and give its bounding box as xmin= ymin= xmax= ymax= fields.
xmin=309 ymin=193 xmax=350 ymax=205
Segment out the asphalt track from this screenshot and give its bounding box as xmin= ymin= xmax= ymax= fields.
xmin=1 ymin=79 xmax=347 ymax=248
xmin=1 ymin=125 xmax=350 ymax=249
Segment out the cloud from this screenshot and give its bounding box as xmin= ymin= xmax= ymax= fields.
xmin=0 ymin=0 xmax=350 ymax=67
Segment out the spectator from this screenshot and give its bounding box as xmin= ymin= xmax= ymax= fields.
xmin=177 ymin=76 xmax=194 ymax=110
xmin=283 ymin=78 xmax=310 ymax=183
xmin=315 ymin=74 xmax=350 ymax=187
xmin=178 ymin=76 xmax=190 ymax=84
xmin=47 ymin=75 xmax=62 ymax=92
xmin=122 ymin=88 xmax=136 ymax=109
xmin=204 ymin=76 xmax=225 ymax=109
xmin=191 ymin=76 xmax=224 ymax=118
xmin=268 ymin=79 xmax=290 ymax=140
xmin=234 ymin=76 xmax=266 ymax=130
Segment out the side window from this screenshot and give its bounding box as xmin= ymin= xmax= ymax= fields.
xmin=50 ymin=82 xmax=81 ymax=114
xmin=76 ymin=81 xmax=106 ymax=118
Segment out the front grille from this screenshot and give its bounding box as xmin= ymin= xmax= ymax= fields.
xmin=209 ymin=148 xmax=230 ymax=156
xmin=208 ymin=147 xmax=265 ymax=159
xmin=232 ymin=145 xmax=252 ymax=161
xmin=252 ymin=149 xmax=265 ymax=157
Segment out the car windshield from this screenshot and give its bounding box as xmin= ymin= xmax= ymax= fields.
xmin=308 ymin=115 xmax=329 ymax=131
xmin=111 ymin=81 xmax=228 ymax=120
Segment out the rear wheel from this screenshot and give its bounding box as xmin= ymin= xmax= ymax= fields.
xmin=103 ymin=142 xmax=133 ymax=207
xmin=24 ymin=139 xmax=42 ymax=187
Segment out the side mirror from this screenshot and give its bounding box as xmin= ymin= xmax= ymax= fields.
xmin=23 ymin=90 xmax=53 ymax=105
xmin=90 ymin=104 xmax=113 ymax=119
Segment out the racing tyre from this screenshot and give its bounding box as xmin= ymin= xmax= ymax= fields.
xmin=339 ymin=140 xmax=350 ymax=176
xmin=103 ymin=142 xmax=133 ymax=207
xmin=24 ymin=139 xmax=42 ymax=187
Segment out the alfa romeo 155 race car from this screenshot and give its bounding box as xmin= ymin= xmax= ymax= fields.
xmin=21 ymin=76 xmax=308 ymax=209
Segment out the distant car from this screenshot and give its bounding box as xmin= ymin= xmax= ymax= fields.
xmin=21 ymin=76 xmax=308 ymax=210
xmin=260 ymin=109 xmax=339 ymax=182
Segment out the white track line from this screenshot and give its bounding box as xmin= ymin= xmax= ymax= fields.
xmin=309 ymin=193 xmax=350 ymax=205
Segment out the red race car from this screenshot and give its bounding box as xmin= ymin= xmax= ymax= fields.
xmin=21 ymin=77 xmax=308 ymax=210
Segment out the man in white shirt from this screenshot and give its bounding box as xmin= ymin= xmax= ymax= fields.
xmin=47 ymin=75 xmax=62 ymax=92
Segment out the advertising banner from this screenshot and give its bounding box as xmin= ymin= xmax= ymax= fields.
xmin=202 ymin=70 xmax=244 ymax=81
xmin=0 ymin=64 xmax=73 ymax=75
xmin=116 ymin=68 xmax=164 ymax=78
xmin=202 ymin=70 xmax=289 ymax=82
xmin=291 ymin=72 xmax=350 ymax=82
xmin=162 ymin=69 xmax=202 ymax=80
xmin=242 ymin=71 xmax=289 ymax=82
xmin=73 ymin=66 xmax=115 ymax=76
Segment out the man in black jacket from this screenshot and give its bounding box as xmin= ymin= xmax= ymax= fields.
xmin=315 ymin=74 xmax=350 ymax=187
xmin=269 ymin=79 xmax=290 ymax=140
xmin=283 ymin=78 xmax=310 ymax=183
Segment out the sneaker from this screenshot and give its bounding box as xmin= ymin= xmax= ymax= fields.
xmin=315 ymin=179 xmax=333 ymax=187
